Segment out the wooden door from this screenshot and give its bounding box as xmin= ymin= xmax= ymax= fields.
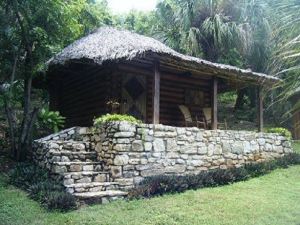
xmin=121 ymin=74 xmax=147 ymax=121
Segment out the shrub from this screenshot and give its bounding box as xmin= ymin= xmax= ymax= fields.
xmin=266 ymin=127 xmax=292 ymax=139
xmin=218 ymin=91 xmax=237 ymax=104
xmin=38 ymin=108 xmax=65 ymax=133
xmin=46 ymin=191 xmax=77 ymax=211
xmin=29 ymin=180 xmax=64 ymax=201
xmin=93 ymin=113 xmax=142 ymax=128
xmin=128 ymin=153 xmax=300 ymax=199
xmin=8 ymin=163 xmax=77 ymax=211
xmin=8 ymin=163 xmax=48 ymax=188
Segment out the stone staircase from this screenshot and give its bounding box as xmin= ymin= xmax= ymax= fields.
xmin=33 ymin=128 xmax=128 ymax=204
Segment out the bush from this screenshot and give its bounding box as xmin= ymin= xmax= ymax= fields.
xmin=266 ymin=127 xmax=292 ymax=140
xmin=46 ymin=191 xmax=77 ymax=211
xmin=93 ymin=113 xmax=142 ymax=128
xmin=8 ymin=162 xmax=48 ymax=188
xmin=128 ymin=153 xmax=300 ymax=199
xmin=29 ymin=180 xmax=64 ymax=201
xmin=38 ymin=108 xmax=65 ymax=134
xmin=218 ymin=91 xmax=237 ymax=104
xmin=8 ymin=163 xmax=77 ymax=211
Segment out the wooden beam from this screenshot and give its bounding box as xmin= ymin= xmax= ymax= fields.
xmin=212 ymin=77 xmax=218 ymax=130
xmin=152 ymin=61 xmax=160 ymax=124
xmin=258 ymin=86 xmax=264 ymax=132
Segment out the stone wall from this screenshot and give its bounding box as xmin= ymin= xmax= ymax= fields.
xmin=33 ymin=122 xmax=292 ymax=192
xmin=93 ymin=122 xmax=292 ymax=190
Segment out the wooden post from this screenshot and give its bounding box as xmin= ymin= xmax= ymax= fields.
xmin=212 ymin=77 xmax=218 ymax=130
xmin=152 ymin=61 xmax=160 ymax=124
xmin=258 ymin=86 xmax=263 ymax=132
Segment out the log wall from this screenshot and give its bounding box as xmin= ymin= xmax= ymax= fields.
xmin=49 ymin=63 xmax=213 ymax=128
xmin=49 ymin=68 xmax=112 ymax=127
xmin=118 ymin=65 xmax=213 ymax=126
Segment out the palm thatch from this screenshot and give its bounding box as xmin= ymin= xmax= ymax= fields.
xmin=47 ymin=26 xmax=279 ymax=84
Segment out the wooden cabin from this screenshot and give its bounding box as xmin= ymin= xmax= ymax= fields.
xmin=44 ymin=27 xmax=279 ymax=130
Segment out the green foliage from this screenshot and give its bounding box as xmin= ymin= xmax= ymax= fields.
xmin=45 ymin=191 xmax=77 ymax=211
xmin=129 ymin=153 xmax=300 ymax=199
xmin=218 ymin=91 xmax=237 ymax=105
xmin=264 ymin=0 xmax=300 ymax=119
xmin=93 ymin=114 xmax=142 ymax=127
xmin=8 ymin=162 xmax=48 ymax=188
xmin=266 ymin=127 xmax=292 ymax=139
xmin=38 ymin=108 xmax=65 ymax=133
xmin=149 ymin=0 xmax=253 ymax=63
xmin=8 ymin=163 xmax=77 ymax=211
xmin=0 ymin=0 xmax=114 ymax=160
xmin=115 ymin=10 xmax=155 ymax=36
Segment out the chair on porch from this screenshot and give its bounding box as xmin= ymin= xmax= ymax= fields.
xmin=178 ymin=105 xmax=207 ymax=128
xmin=202 ymin=107 xmax=228 ymax=130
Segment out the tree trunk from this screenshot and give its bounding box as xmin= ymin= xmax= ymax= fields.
xmin=6 ymin=0 xmax=39 ymax=161
xmin=3 ymin=55 xmax=18 ymax=158
xmin=235 ymin=88 xmax=246 ymax=110
xmin=4 ymin=101 xmax=17 ymax=158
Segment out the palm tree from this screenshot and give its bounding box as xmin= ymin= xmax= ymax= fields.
xmin=267 ymin=0 xmax=300 ymax=117
xmin=154 ymin=0 xmax=249 ymax=61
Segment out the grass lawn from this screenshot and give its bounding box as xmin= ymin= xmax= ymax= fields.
xmin=0 ymin=143 xmax=299 ymax=225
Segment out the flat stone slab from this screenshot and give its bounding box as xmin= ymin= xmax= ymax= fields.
xmin=65 ymin=182 xmax=119 ymax=188
xmin=52 ymin=161 xmax=101 ymax=166
xmin=62 ymin=171 xmax=109 ymax=176
xmin=74 ymin=190 xmax=128 ymax=199
xmin=49 ymin=150 xmax=97 ymax=156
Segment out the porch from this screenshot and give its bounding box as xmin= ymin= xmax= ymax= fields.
xmin=47 ymin=60 xmax=265 ymax=132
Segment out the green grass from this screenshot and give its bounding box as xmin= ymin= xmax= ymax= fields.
xmin=0 ymin=143 xmax=299 ymax=225
xmin=0 ymin=165 xmax=299 ymax=225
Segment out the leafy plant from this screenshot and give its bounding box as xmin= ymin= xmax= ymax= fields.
xmin=46 ymin=191 xmax=77 ymax=211
xmin=93 ymin=113 xmax=142 ymax=128
xmin=266 ymin=127 xmax=292 ymax=139
xmin=29 ymin=180 xmax=64 ymax=201
xmin=8 ymin=163 xmax=77 ymax=211
xmin=8 ymin=162 xmax=49 ymax=188
xmin=218 ymin=91 xmax=237 ymax=105
xmin=38 ymin=108 xmax=65 ymax=133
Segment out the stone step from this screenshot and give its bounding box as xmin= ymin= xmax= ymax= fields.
xmin=48 ymin=150 xmax=97 ymax=162
xmin=65 ymin=182 xmax=120 ymax=193
xmin=74 ymin=190 xmax=128 ymax=204
xmin=62 ymin=171 xmax=110 ymax=184
xmin=59 ymin=141 xmax=92 ymax=152
xmin=51 ymin=161 xmax=102 ymax=173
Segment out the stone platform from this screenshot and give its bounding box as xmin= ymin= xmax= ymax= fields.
xmin=33 ymin=122 xmax=292 ymax=203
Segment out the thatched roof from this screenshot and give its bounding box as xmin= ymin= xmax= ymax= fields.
xmin=47 ymin=26 xmax=279 ymax=85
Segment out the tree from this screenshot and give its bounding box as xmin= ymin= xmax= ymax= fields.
xmin=0 ymin=0 xmax=113 ymax=161
xmin=115 ymin=10 xmax=156 ymax=36
xmin=264 ymin=0 xmax=300 ymax=125
xmin=151 ymin=0 xmax=251 ymax=61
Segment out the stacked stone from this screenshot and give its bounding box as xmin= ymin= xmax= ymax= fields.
xmin=36 ymin=127 xmax=94 ymax=142
xmin=33 ymin=140 xmax=95 ymax=172
xmin=94 ymin=122 xmax=292 ymax=190
xmin=32 ymin=128 xmax=128 ymax=204
xmin=32 ymin=122 xmax=292 ymax=204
